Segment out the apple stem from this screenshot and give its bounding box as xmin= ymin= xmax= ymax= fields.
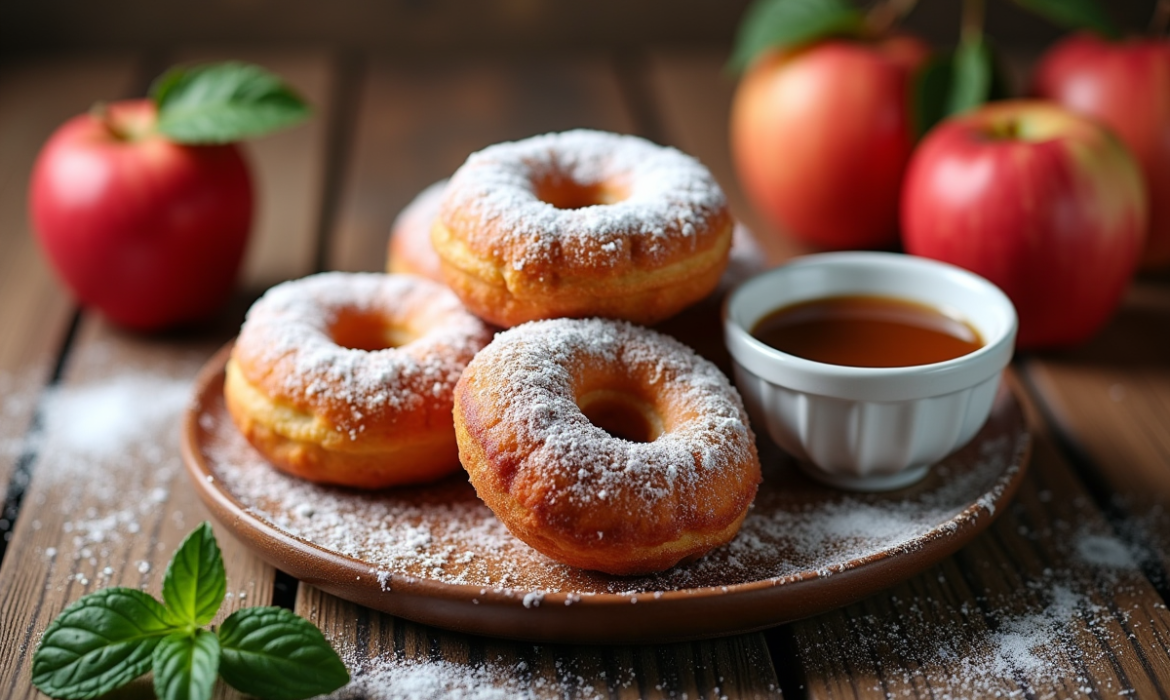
xmin=89 ymin=101 xmax=130 ymax=141
xmin=961 ymin=0 xmax=985 ymax=45
xmin=1151 ymin=0 xmax=1170 ymax=36
xmin=988 ymin=119 xmax=1020 ymax=141
xmin=866 ymin=0 xmax=918 ymax=36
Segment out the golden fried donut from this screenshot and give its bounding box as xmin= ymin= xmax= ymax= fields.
xmin=225 ymin=272 xmax=493 ymax=489
xmin=432 ymin=130 xmax=734 ymax=328
xmin=453 ymin=318 xmax=761 ymax=575
xmin=387 ymin=179 xmax=447 ymax=283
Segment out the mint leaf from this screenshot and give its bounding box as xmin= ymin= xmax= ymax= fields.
xmin=151 ymin=61 xmax=311 ymax=144
xmin=729 ymin=0 xmax=866 ymax=73
xmin=32 ymin=588 xmax=177 ymax=699
xmin=162 ymin=521 xmax=226 ymax=628
xmin=218 ymin=607 xmax=349 ymax=700
xmin=1011 ymin=0 xmax=1120 ymax=39
xmin=153 ymin=630 xmax=220 ymax=700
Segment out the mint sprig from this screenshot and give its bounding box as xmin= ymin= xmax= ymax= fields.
xmin=31 ymin=523 xmax=349 ymax=700
xmin=150 ymin=62 xmax=311 ymax=144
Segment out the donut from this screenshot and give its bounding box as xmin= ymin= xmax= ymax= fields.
xmin=225 ymin=272 xmax=493 ymax=489
xmin=453 ymin=318 xmax=761 ymax=575
xmin=432 ymin=130 xmax=734 ymax=328
xmin=387 ymin=179 xmax=447 ymax=283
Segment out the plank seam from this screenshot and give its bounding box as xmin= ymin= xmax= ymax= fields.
xmin=1016 ymin=358 xmax=1170 ymax=607
xmin=313 ymin=49 xmax=366 ymax=275
xmin=611 ymin=50 xmax=668 ymax=145
xmin=0 ymin=308 xmax=81 ymax=566
xmin=763 ymin=625 xmax=801 ymax=699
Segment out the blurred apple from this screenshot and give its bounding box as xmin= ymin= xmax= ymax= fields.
xmin=30 ymin=99 xmax=253 ymax=330
xmin=1034 ymin=33 xmax=1170 ymax=270
xmin=731 ymin=35 xmax=928 ymax=250
xmin=902 ymin=100 xmax=1146 ymax=349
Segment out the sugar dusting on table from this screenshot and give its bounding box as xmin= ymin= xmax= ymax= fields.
xmin=329 ymin=656 xmax=608 ymax=700
xmin=1 ymin=359 xmax=199 ymax=592
xmin=792 ymin=496 xmax=1169 ymax=699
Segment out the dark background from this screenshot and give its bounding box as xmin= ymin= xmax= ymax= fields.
xmin=0 ymin=0 xmax=1160 ymax=57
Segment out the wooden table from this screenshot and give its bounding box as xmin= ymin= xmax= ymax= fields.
xmin=1 ymin=48 xmax=1169 ymax=699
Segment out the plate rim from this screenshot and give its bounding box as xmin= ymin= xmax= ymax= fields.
xmin=183 ymin=342 xmax=1031 ymax=643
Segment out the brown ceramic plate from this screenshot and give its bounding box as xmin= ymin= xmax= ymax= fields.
xmin=182 ymin=344 xmax=1029 ymax=644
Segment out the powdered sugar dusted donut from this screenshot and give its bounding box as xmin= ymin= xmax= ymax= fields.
xmin=453 ymin=318 xmax=761 ymax=575
xmin=433 ymin=130 xmax=734 ymax=328
xmin=387 ymin=179 xmax=446 ymax=283
xmin=226 ymin=272 xmax=493 ymax=489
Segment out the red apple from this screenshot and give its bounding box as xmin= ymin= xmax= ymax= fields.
xmin=731 ymin=35 xmax=928 ymax=250
xmin=30 ymin=99 xmax=253 ymax=330
xmin=902 ymin=100 xmax=1146 ymax=349
xmin=1034 ymin=33 xmax=1170 ymax=270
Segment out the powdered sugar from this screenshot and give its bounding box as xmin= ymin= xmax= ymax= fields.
xmin=11 ymin=364 xmax=197 ymax=588
xmin=329 ymin=655 xmax=620 ymax=700
xmin=460 ymin=319 xmax=757 ymax=520
xmin=198 ymin=379 xmax=1028 ymax=596
xmin=440 ymin=130 xmax=727 ymax=270
xmin=793 ymin=501 xmax=1170 ymax=700
xmin=233 ymin=272 xmax=492 ymax=434
xmin=1075 ymin=531 xmax=1142 ymax=570
xmin=37 ymin=374 xmax=191 ymax=468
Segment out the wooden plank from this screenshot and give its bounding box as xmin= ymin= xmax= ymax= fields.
xmin=312 ymin=53 xmax=782 ymax=696
xmin=788 ymin=373 xmax=1170 ymax=698
xmin=644 ymin=48 xmax=813 ymax=266
xmin=1022 ymin=281 xmax=1170 ymax=580
xmin=0 ymin=55 xmax=139 ymax=511
xmin=171 ymin=48 xmax=335 ymax=291
xmin=328 ymin=54 xmax=636 ymax=272
xmin=0 ymin=49 xmax=334 ymax=697
xmin=302 ymin=584 xmax=781 ymax=699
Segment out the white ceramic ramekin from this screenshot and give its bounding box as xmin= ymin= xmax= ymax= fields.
xmin=723 ymin=252 xmax=1017 ymax=491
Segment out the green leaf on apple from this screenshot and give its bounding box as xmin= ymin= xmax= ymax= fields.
xmin=151 ymin=62 xmax=311 ymax=144
xmin=913 ymin=38 xmax=1010 ymax=138
xmin=729 ymin=0 xmax=866 ymax=73
xmin=1010 ymin=0 xmax=1120 ymax=40
xmin=947 ymin=38 xmax=994 ymax=115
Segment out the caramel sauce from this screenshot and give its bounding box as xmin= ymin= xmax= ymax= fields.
xmin=751 ymin=295 xmax=983 ymax=368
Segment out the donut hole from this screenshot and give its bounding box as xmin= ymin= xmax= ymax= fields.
xmin=578 ymin=389 xmax=664 ymax=443
xmin=330 ymin=309 xmax=417 ymax=351
xmin=536 ymin=177 xmax=627 ymax=210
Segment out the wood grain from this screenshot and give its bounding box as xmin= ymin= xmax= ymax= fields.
xmin=0 ymin=55 xmax=139 ymax=510
xmin=0 ymin=50 xmax=335 ymax=698
xmin=301 ymin=584 xmax=781 ymax=699
xmin=786 ymin=374 xmax=1170 ymax=698
xmin=327 ymin=54 xmax=636 ymax=272
xmin=1021 ymin=281 xmax=1170 ymax=585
